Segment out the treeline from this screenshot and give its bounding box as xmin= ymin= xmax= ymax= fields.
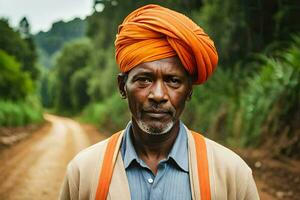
xmin=34 ymin=17 xmax=87 ymax=68
xmin=0 ymin=18 xmax=43 ymax=126
xmin=44 ymin=0 xmax=299 ymax=157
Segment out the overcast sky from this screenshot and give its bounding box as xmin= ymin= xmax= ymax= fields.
xmin=0 ymin=0 xmax=93 ymax=33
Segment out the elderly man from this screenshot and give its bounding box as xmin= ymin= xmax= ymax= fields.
xmin=60 ymin=4 xmax=259 ymax=200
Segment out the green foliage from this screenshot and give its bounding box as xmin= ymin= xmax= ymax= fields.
xmin=81 ymin=102 xmax=107 ymax=125
xmin=0 ymin=18 xmax=42 ymax=128
xmin=22 ymin=37 xmax=39 ymax=80
xmin=240 ymin=35 xmax=300 ymax=145
xmin=182 ymin=66 xmax=246 ymax=142
xmin=0 ymin=19 xmax=28 ymax=62
xmin=0 ymin=19 xmax=39 ymax=80
xmin=34 ymin=18 xmax=87 ymax=57
xmin=192 ymin=0 xmax=246 ymax=64
xmin=192 ymin=0 xmax=300 ymax=66
xmin=52 ymin=39 xmax=93 ymax=112
xmin=70 ymin=67 xmax=91 ymax=111
xmin=87 ymin=47 xmax=119 ymax=101
xmin=183 ymin=35 xmax=300 ymax=149
xmin=34 ymin=18 xmax=87 ymax=70
xmin=0 ymin=50 xmax=33 ymax=100
xmin=0 ymin=96 xmax=43 ymax=127
xmin=81 ymin=93 xmax=130 ymax=132
xmin=40 ymin=67 xmax=57 ymax=108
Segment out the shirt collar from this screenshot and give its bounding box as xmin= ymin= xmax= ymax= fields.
xmin=121 ymin=121 xmax=189 ymax=172
xmin=121 ymin=122 xmax=140 ymax=168
xmin=167 ymin=122 xmax=189 ymax=172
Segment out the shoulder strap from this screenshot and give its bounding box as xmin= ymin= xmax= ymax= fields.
xmin=95 ymin=131 xmax=122 ymax=200
xmin=191 ymin=131 xmax=211 ymax=200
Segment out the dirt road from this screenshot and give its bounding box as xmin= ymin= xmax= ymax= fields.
xmin=0 ymin=114 xmax=104 ymax=200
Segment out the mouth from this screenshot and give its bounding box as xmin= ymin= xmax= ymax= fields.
xmin=145 ymin=112 xmax=169 ymax=118
xmin=143 ymin=109 xmax=171 ymax=119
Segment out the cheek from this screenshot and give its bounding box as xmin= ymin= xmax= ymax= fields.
xmin=169 ymin=90 xmax=189 ymax=112
xmin=126 ymin=88 xmax=147 ymax=112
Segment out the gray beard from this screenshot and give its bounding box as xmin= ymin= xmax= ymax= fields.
xmin=136 ymin=119 xmax=174 ymax=135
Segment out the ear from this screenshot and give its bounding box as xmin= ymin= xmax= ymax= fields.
xmin=187 ymin=87 xmax=193 ymax=101
xmin=118 ymin=73 xmax=127 ymax=99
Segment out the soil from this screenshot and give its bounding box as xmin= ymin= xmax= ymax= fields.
xmin=237 ymin=148 xmax=300 ymax=200
xmin=0 ymin=114 xmax=105 ymax=200
xmin=0 ymin=114 xmax=299 ymax=199
xmin=0 ymin=123 xmax=43 ymax=150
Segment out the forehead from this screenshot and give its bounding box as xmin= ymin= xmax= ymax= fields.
xmin=128 ymin=57 xmax=189 ymax=77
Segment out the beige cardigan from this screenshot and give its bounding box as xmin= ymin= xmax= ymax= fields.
xmin=59 ymin=128 xmax=260 ymax=200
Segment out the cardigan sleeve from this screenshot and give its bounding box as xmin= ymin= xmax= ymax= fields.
xmin=59 ymin=162 xmax=79 ymax=200
xmin=243 ymin=171 xmax=260 ymax=200
xmin=58 ymin=138 xmax=112 ymax=200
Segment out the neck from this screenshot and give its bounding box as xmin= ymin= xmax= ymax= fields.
xmin=130 ymin=119 xmax=180 ymax=160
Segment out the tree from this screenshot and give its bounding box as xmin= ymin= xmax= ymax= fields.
xmin=0 ymin=19 xmax=28 ymax=64
xmin=192 ymin=0 xmax=300 ymax=66
xmin=0 ymin=18 xmax=39 ymax=80
xmin=19 ymin=17 xmax=30 ymax=38
xmin=70 ymin=68 xmax=91 ymax=111
xmin=52 ymin=39 xmax=93 ymax=112
xmin=0 ymin=50 xmax=33 ymax=100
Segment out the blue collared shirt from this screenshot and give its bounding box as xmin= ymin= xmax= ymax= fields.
xmin=121 ymin=122 xmax=192 ymax=200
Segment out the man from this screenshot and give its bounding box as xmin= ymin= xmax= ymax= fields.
xmin=60 ymin=4 xmax=259 ymax=200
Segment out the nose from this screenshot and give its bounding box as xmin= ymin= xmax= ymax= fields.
xmin=148 ymin=80 xmax=168 ymax=103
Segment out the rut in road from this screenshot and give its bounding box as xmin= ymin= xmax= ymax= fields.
xmin=0 ymin=114 xmax=104 ymax=200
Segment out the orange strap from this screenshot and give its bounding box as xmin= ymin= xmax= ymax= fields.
xmin=192 ymin=131 xmax=211 ymax=200
xmin=95 ymin=131 xmax=211 ymax=200
xmin=95 ymin=131 xmax=122 ymax=200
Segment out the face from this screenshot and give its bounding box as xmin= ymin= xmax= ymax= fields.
xmin=118 ymin=57 xmax=192 ymax=135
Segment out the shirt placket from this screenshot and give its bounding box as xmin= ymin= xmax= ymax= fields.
xmin=147 ymin=161 xmax=168 ymax=200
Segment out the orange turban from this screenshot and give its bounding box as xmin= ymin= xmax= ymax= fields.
xmin=115 ymin=4 xmax=218 ymax=84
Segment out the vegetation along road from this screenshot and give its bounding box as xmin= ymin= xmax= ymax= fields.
xmin=0 ymin=114 xmax=104 ymax=200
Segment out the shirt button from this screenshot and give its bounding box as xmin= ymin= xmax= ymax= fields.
xmin=147 ymin=178 xmax=154 ymax=184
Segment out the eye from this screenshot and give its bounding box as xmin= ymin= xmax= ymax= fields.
xmin=170 ymin=77 xmax=180 ymax=83
xmin=135 ymin=76 xmax=152 ymax=86
xmin=138 ymin=77 xmax=151 ymax=82
xmin=167 ymin=77 xmax=181 ymax=88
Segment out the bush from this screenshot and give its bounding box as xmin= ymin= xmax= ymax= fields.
xmin=240 ymin=35 xmax=300 ymax=146
xmin=81 ymin=92 xmax=130 ymax=133
xmin=182 ymin=66 xmax=247 ymax=143
xmin=0 ymin=96 xmax=43 ymax=127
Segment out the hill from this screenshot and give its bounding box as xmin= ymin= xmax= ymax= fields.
xmin=34 ymin=17 xmax=87 ymax=68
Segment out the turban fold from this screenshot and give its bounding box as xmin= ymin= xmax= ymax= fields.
xmin=115 ymin=4 xmax=218 ymax=84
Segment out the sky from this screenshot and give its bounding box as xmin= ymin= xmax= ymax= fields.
xmin=0 ymin=0 xmax=94 ymax=34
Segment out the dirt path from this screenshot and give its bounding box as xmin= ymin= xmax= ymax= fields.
xmin=0 ymin=114 xmax=105 ymax=200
